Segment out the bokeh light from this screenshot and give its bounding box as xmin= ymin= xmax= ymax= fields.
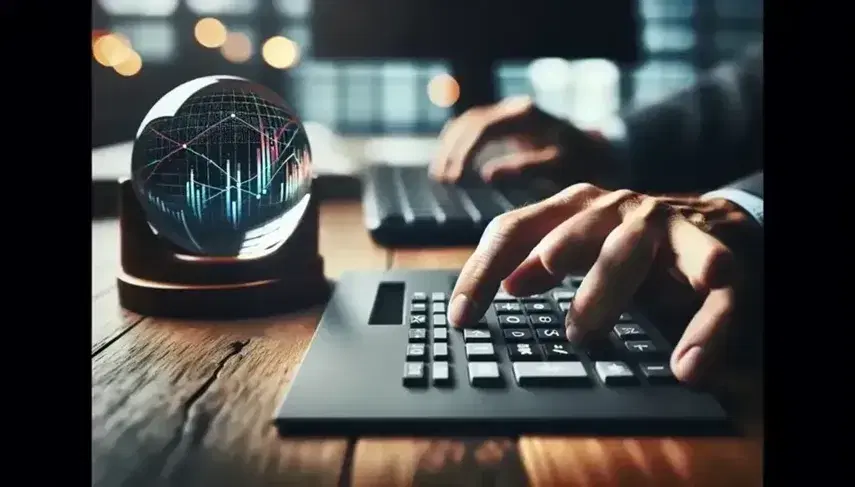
xmin=221 ymin=32 xmax=253 ymax=63
xmin=194 ymin=17 xmax=227 ymax=48
xmin=114 ymin=50 xmax=143 ymax=77
xmin=93 ymin=32 xmax=133 ymax=67
xmin=427 ymin=73 xmax=460 ymax=108
xmin=262 ymin=36 xmax=300 ymax=69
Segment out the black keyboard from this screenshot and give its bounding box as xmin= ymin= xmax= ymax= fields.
xmin=274 ymin=270 xmax=732 ymax=436
xmin=362 ymin=165 xmax=559 ymax=246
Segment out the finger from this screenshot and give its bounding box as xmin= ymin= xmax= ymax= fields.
xmin=445 ymin=97 xmax=535 ymax=182
xmin=479 ymin=146 xmax=559 ymax=182
xmin=448 ymin=183 xmax=604 ymax=327
xmin=430 ymin=116 xmax=466 ymax=181
xmin=567 ymin=198 xmax=667 ymax=341
xmin=670 ymin=287 xmax=735 ymax=385
xmin=502 ymin=207 xmax=612 ymax=296
xmin=668 ymin=218 xmax=738 ymax=293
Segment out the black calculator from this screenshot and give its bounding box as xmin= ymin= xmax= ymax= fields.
xmin=274 ymin=269 xmax=731 ymax=436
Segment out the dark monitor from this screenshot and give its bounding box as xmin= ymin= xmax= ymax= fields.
xmin=310 ymin=0 xmax=641 ymax=112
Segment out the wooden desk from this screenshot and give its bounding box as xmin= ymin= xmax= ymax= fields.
xmin=92 ymin=200 xmax=763 ymax=487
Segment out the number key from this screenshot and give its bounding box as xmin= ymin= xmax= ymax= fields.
xmin=524 ymin=302 xmax=553 ymax=313
xmin=536 ymin=328 xmax=566 ymax=342
xmin=529 ymin=314 xmax=560 ymax=327
xmin=498 ymin=314 xmax=527 ymax=328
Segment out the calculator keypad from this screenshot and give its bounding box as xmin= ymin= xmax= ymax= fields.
xmin=402 ymin=277 xmax=675 ymax=389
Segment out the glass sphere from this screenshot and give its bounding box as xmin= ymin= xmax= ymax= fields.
xmin=131 ymin=76 xmax=312 ymax=257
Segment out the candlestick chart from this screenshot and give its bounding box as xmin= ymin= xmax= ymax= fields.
xmin=132 ymin=88 xmax=312 ymax=255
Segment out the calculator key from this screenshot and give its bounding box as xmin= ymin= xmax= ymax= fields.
xmin=512 ymin=362 xmax=590 ymax=387
xmin=503 ymin=329 xmax=533 ymax=342
xmin=624 ymin=340 xmax=661 ymax=357
xmin=524 ymin=302 xmax=553 ymax=313
xmin=433 ymin=328 xmax=448 ymax=342
xmin=412 ymin=292 xmax=427 ymax=302
xmin=406 ymin=343 xmax=426 ymax=361
xmin=535 ymin=328 xmax=566 ymax=342
xmin=433 ymin=302 xmax=447 ymax=314
xmin=640 ymin=363 xmax=677 ymax=384
xmin=432 ymin=362 xmax=451 ymax=386
xmin=468 ymin=362 xmax=502 ymax=387
xmin=553 ymin=290 xmax=575 ymax=301
xmin=493 ymin=292 xmax=516 ymax=302
xmin=558 ymin=302 xmax=571 ymax=313
xmin=498 ymin=314 xmax=527 ymax=328
xmin=569 ymin=276 xmax=584 ymax=286
xmin=529 ymin=314 xmax=560 ymax=328
xmin=463 ymin=329 xmax=492 ymax=342
xmin=494 ymin=302 xmax=522 ymax=313
xmin=542 ymin=343 xmax=576 ymax=360
xmin=520 ymin=294 xmax=548 ymax=302
xmin=465 ymin=343 xmax=496 ymax=360
xmin=410 ymin=314 xmax=427 ymax=328
xmin=431 ymin=292 xmax=447 ymax=302
xmin=408 ymin=329 xmax=427 ymax=342
xmin=411 ymin=302 xmax=427 ymax=312
xmin=613 ymin=324 xmax=647 ymax=340
xmin=433 ymin=342 xmax=449 ymax=360
xmin=619 ymin=312 xmax=633 ymax=322
xmin=432 ymin=314 xmax=448 ymax=327
xmin=403 ymin=363 xmax=426 ymax=387
xmin=508 ymin=343 xmax=542 ymax=361
xmin=595 ymin=361 xmax=637 ymax=385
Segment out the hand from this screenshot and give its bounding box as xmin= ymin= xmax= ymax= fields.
xmin=447 ymin=184 xmax=762 ymax=386
xmin=429 ymin=96 xmax=619 ymax=186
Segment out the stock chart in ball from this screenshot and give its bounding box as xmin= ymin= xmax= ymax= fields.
xmin=131 ymin=76 xmax=312 ymax=257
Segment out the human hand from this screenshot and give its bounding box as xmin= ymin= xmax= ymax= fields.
xmin=429 ymin=96 xmax=618 ymax=186
xmin=447 ymin=184 xmax=762 ymax=385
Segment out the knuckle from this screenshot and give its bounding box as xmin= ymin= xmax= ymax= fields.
xmin=485 ymin=212 xmax=524 ymax=242
xmin=558 ymin=182 xmax=601 ymax=203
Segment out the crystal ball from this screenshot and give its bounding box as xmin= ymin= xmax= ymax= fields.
xmin=131 ymin=76 xmax=312 ymax=257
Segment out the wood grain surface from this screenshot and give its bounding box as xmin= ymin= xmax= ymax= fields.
xmin=91 ymin=200 xmax=763 ymax=487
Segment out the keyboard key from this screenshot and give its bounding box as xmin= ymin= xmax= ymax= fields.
xmin=432 ymin=362 xmax=451 ymax=386
xmin=403 ymin=363 xmax=426 ymax=387
xmin=640 ymin=363 xmax=677 ymax=384
xmin=433 ymin=342 xmax=449 ymax=360
xmin=493 ymin=292 xmax=516 ymax=302
xmin=406 ymin=343 xmax=426 ymax=361
xmin=524 ymin=302 xmax=553 ymax=313
xmin=433 ymin=303 xmax=447 ymax=314
xmin=432 ymin=314 xmax=447 ymax=327
xmin=465 ymin=343 xmax=496 ymax=360
xmin=411 ymin=302 xmax=427 ymax=313
xmin=619 ymin=312 xmax=633 ymax=322
xmin=508 ymin=343 xmax=542 ymax=361
xmin=412 ymin=292 xmax=427 ymax=302
xmin=520 ymin=294 xmax=548 ymax=302
xmin=624 ymin=340 xmax=661 ymax=357
xmin=542 ymin=343 xmax=576 ymax=360
xmin=595 ymin=361 xmax=637 ymax=385
xmin=494 ymin=302 xmax=522 ymax=313
xmin=431 ymin=292 xmax=447 ymax=302
xmin=463 ymin=329 xmax=492 ymax=342
xmin=569 ymin=276 xmax=584 ymax=286
xmin=558 ymin=302 xmax=571 ymax=313
xmin=498 ymin=314 xmax=527 ymax=328
xmin=614 ymin=324 xmax=647 ymax=340
xmin=512 ymin=362 xmax=590 ymax=387
xmin=503 ymin=329 xmax=533 ymax=342
xmin=410 ymin=314 xmax=427 ymax=328
xmin=535 ymin=328 xmax=566 ymax=342
xmin=408 ymin=329 xmax=427 ymax=342
xmin=529 ymin=314 xmax=560 ymax=328
xmin=467 ymin=362 xmax=502 ymax=387
xmin=433 ymin=328 xmax=448 ymax=342
xmin=553 ymin=290 xmax=575 ymax=301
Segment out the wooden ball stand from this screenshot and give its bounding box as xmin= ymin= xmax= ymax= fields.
xmin=116 ymin=179 xmax=331 ymax=319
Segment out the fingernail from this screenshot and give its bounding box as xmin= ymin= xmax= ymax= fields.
xmin=448 ymin=294 xmax=473 ymax=328
xmin=675 ymin=346 xmax=704 ymax=382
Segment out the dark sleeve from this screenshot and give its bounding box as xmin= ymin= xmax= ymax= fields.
xmin=617 ymin=43 xmax=764 ymax=194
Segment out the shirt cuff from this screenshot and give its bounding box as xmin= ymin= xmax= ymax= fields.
xmin=701 ymin=188 xmax=764 ymax=227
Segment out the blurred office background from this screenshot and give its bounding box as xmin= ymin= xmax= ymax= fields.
xmin=92 ymin=0 xmax=763 ymax=151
